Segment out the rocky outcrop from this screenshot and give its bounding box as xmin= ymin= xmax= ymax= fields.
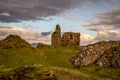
xmin=61 ymin=32 xmax=80 ymax=47
xmin=70 ymin=41 xmax=120 ymax=68
xmin=0 ymin=35 xmax=32 ymax=49
xmin=97 ymin=46 xmax=120 ymax=68
xmin=52 ymin=24 xmax=61 ymax=46
xmin=51 ymin=24 xmax=80 ymax=47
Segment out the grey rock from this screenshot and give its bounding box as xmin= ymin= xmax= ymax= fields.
xmin=70 ymin=41 xmax=120 ymax=68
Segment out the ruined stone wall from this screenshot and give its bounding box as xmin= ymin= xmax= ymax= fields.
xmin=70 ymin=41 xmax=120 ymax=68
xmin=51 ymin=24 xmax=61 ymax=46
xmin=51 ymin=24 xmax=80 ymax=47
xmin=61 ymin=32 xmax=80 ymax=47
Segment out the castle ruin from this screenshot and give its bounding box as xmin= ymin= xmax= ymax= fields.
xmin=52 ymin=24 xmax=80 ymax=47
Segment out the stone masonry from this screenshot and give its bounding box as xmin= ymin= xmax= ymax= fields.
xmin=61 ymin=32 xmax=80 ymax=46
xmin=51 ymin=24 xmax=80 ymax=47
xmin=51 ymin=24 xmax=61 ymax=46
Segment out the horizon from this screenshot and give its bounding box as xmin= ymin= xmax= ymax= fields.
xmin=0 ymin=0 xmax=120 ymax=45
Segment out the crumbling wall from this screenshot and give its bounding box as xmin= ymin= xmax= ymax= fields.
xmin=51 ymin=24 xmax=80 ymax=47
xmin=61 ymin=32 xmax=80 ymax=47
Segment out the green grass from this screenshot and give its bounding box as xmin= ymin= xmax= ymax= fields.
xmin=0 ymin=48 xmax=40 ymax=67
xmin=78 ymin=64 xmax=120 ymax=80
xmin=36 ymin=47 xmax=78 ymax=68
xmin=0 ymin=47 xmax=78 ymax=68
xmin=0 ymin=47 xmax=120 ymax=80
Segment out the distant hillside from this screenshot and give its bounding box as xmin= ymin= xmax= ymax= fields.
xmin=0 ymin=35 xmax=32 ymax=49
xmin=37 ymin=43 xmax=51 ymax=49
xmin=31 ymin=43 xmax=39 ymax=48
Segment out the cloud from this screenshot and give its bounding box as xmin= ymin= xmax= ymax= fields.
xmin=0 ymin=27 xmax=36 ymax=39
xmin=0 ymin=26 xmax=52 ymax=44
xmin=87 ymin=26 xmax=120 ymax=42
xmin=95 ymin=29 xmax=120 ymax=41
xmin=41 ymin=31 xmax=52 ymax=36
xmin=0 ymin=13 xmax=10 ymax=16
xmin=0 ymin=0 xmax=120 ymax=22
xmin=82 ymin=8 xmax=120 ymax=43
xmin=0 ymin=0 xmax=74 ymax=22
xmin=36 ymin=33 xmax=51 ymax=44
xmin=84 ymin=8 xmax=120 ymax=28
xmin=80 ymin=33 xmax=95 ymax=45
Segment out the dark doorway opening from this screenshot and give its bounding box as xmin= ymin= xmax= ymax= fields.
xmin=70 ymin=35 xmax=73 ymax=39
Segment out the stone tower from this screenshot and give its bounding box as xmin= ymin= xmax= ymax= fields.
xmin=51 ymin=24 xmax=61 ymax=46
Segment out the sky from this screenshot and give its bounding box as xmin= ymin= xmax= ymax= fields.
xmin=0 ymin=0 xmax=120 ymax=45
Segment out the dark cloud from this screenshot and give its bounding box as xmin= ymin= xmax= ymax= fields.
xmin=0 ymin=0 xmax=120 ymax=22
xmin=84 ymin=8 xmax=120 ymax=28
xmin=0 ymin=0 xmax=74 ymax=22
xmin=41 ymin=31 xmax=52 ymax=36
xmin=97 ymin=8 xmax=120 ymax=28
xmin=0 ymin=15 xmax=20 ymax=22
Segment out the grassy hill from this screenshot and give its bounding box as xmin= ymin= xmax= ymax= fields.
xmin=0 ymin=35 xmax=32 ymax=49
xmin=0 ymin=35 xmax=120 ymax=80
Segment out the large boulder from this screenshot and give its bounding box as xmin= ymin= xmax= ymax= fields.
xmin=70 ymin=41 xmax=120 ymax=68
